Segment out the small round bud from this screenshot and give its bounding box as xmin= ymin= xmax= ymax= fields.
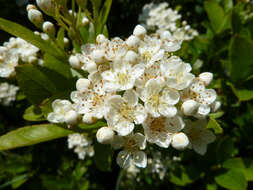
xmin=64 ymin=37 xmax=69 ymax=46
xmin=36 ymin=0 xmax=55 ymax=16
xmin=65 ymin=110 xmax=79 ymax=125
xmin=40 ymin=33 xmax=49 ymax=41
xmin=199 ymin=72 xmax=213 ymax=86
xmin=211 ymin=101 xmax=221 ymax=112
xmin=181 ymin=100 xmax=198 ymax=116
xmin=86 ymin=62 xmax=97 ymax=73
xmin=160 ymin=31 xmax=172 ymax=40
xmin=126 ymin=35 xmax=140 ymax=49
xmin=81 ymin=17 xmax=89 ymax=26
xmin=124 ymin=50 xmax=138 ymax=63
xmin=96 ymin=127 xmax=114 ymax=144
xmin=76 ymin=78 xmax=90 ymax=92
xmin=96 ymin=34 xmax=107 ymax=44
xmin=42 ymin=21 xmax=55 ymax=37
xmin=82 ymin=113 xmax=96 ymax=124
xmin=26 ymin=4 xmax=37 ymax=11
xmin=171 ymin=132 xmax=189 ymax=150
xmin=133 ymin=25 xmax=146 ymax=39
xmin=69 ymin=55 xmax=81 ymax=69
xmin=92 ymin=49 xmax=105 ymax=64
xmin=28 ymin=9 xmax=44 ymax=27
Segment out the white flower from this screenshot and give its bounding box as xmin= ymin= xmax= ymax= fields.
xmin=105 ymin=90 xmax=147 ymax=136
xmin=102 ymin=62 xmax=144 ymax=92
xmin=160 ymin=31 xmax=181 ymax=52
xmin=0 ymin=47 xmax=18 ymax=78
xmin=139 ymin=78 xmax=179 ymax=118
xmin=143 ymin=115 xmax=185 ymax=148
xmin=0 ymin=82 xmax=19 ymax=106
xmin=161 ymin=56 xmax=195 ymax=90
xmin=138 ymin=36 xmax=164 ymax=67
xmin=171 ymin=132 xmax=189 ymax=150
xmin=96 ymin=126 xmax=114 ymax=144
xmin=133 ymin=25 xmax=147 ymax=39
xmin=47 ymin=99 xmax=79 ymax=125
xmin=183 ymin=120 xmax=216 ymax=155
xmin=68 ymin=133 xmax=94 ymax=160
xmin=42 ymin=21 xmax=55 ymax=37
xmin=112 ymin=133 xmax=147 ymax=168
xmin=199 ymin=72 xmax=213 ymax=86
xmin=28 ymin=9 xmax=44 ymax=26
xmin=126 ymin=35 xmax=140 ymax=50
xmin=71 ymin=72 xmax=113 ymax=123
xmin=181 ymin=100 xmax=199 ymax=116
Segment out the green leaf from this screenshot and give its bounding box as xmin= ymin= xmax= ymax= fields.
xmin=232 ymin=11 xmax=243 ymax=34
xmin=227 ymin=82 xmax=253 ymax=101
xmin=97 ymin=0 xmax=112 ymax=35
xmin=0 ymin=17 xmax=66 ymax=60
xmin=16 ymin=64 xmax=76 ymax=105
xmin=0 ymin=124 xmax=72 ymax=150
xmin=23 ymin=105 xmax=45 ymax=121
xmin=56 ymin=28 xmax=65 ymax=49
xmin=206 ymin=184 xmax=217 ymax=190
xmin=223 ymin=158 xmax=253 ymax=181
xmin=206 ymin=118 xmax=223 ymax=134
xmin=78 ymin=121 xmax=106 ymax=131
xmin=209 ymin=111 xmax=224 ymax=119
xmin=204 ymin=1 xmax=226 ymax=33
xmin=215 ymin=169 xmax=247 ymax=190
xmin=229 ymin=35 xmax=253 ymax=83
xmin=43 ymin=53 xmax=72 ymax=79
xmin=94 ymin=142 xmax=113 ymax=171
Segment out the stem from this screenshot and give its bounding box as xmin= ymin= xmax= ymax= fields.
xmin=115 ymin=169 xmax=124 ymax=190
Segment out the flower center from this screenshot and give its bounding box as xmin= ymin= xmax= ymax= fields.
xmin=150 ymin=117 xmax=168 ymax=134
xmin=117 ymin=72 xmax=129 ymax=85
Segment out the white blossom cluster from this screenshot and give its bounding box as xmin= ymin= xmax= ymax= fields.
xmin=47 ymin=24 xmax=220 ymax=168
xmin=67 ymin=133 xmax=94 ymax=160
xmin=0 ymin=82 xmax=19 ymax=106
xmin=138 ymin=2 xmax=199 ymax=41
xmin=0 ymin=37 xmax=40 ymax=78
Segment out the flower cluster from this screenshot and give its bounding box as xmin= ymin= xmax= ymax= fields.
xmin=47 ymin=24 xmax=220 ymax=168
xmin=0 ymin=82 xmax=19 ymax=106
xmin=0 ymin=37 xmax=40 ymax=78
xmin=68 ymin=133 xmax=94 ymax=160
xmin=138 ymin=2 xmax=199 ymax=41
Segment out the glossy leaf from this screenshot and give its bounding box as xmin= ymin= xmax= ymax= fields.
xmin=207 ymin=118 xmax=223 ymax=134
xmin=0 ymin=124 xmax=72 ymax=150
xmin=23 ymin=105 xmax=45 ymax=121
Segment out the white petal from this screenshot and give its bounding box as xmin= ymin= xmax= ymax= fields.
xmin=114 ymin=120 xmax=135 ymax=136
xmin=133 ymin=133 xmax=146 ymax=149
xmin=158 ymin=105 xmax=177 ymax=117
xmin=111 ymin=135 xmax=125 ymax=149
xmin=166 ymin=116 xmax=185 ymax=133
xmin=117 ymin=150 xmax=131 ymax=168
xmin=123 ymin=90 xmax=138 ymax=106
xmin=132 ymin=151 xmax=147 ymax=168
xmin=132 ymin=64 xmax=145 ymax=78
xmin=161 ymin=88 xmax=180 ymax=105
xmin=197 ymin=105 xmax=210 ymax=116
xmin=134 ymin=104 xmax=147 ymax=124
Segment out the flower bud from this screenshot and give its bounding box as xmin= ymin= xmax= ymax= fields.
xmin=81 ymin=17 xmax=89 ymax=27
xmin=41 ymin=33 xmax=49 ymax=41
xmin=126 ymin=35 xmax=140 ymax=49
xmin=96 ymin=34 xmax=107 ymax=44
xmin=76 ymin=78 xmax=90 ymax=92
xmin=85 ymin=62 xmax=97 ymax=73
xmin=171 ymin=132 xmax=189 ymax=150
xmin=69 ymin=55 xmax=81 ymax=69
xmin=124 ymin=50 xmax=138 ymax=63
xmin=96 ymin=127 xmax=114 ymax=144
xmin=199 ymin=72 xmax=213 ymax=86
xmin=64 ymin=37 xmax=69 ymax=46
xmin=42 ymin=21 xmax=55 ymax=37
xmin=92 ymin=49 xmax=105 ymax=64
xmin=82 ymin=113 xmax=96 ymax=124
xmin=28 ymin=9 xmax=44 ymax=27
xmin=65 ymin=110 xmax=79 ymax=125
xmin=133 ymin=25 xmax=146 ymax=39
xmin=36 ymin=0 xmax=55 ymax=16
xmin=181 ymin=100 xmax=198 ymax=116
xmin=26 ymin=4 xmax=37 ymax=11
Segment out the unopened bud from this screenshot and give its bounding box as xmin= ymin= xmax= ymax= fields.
xmin=76 ymin=78 xmax=90 ymax=92
xmin=96 ymin=127 xmax=114 ymax=144
xmin=133 ymin=25 xmax=146 ymax=39
xmin=28 ymin=9 xmax=43 ymax=27
xmin=126 ymin=35 xmax=140 ymax=49
xmin=69 ymin=55 xmax=81 ymax=69
xmin=81 ymin=17 xmax=89 ymax=26
xmin=199 ymin=72 xmax=213 ymax=86
xmin=181 ymin=100 xmax=198 ymax=116
xmin=42 ymin=21 xmax=55 ymax=37
xmin=96 ymin=34 xmax=107 ymax=44
xmin=26 ymin=4 xmax=37 ymax=11
xmin=171 ymin=132 xmax=189 ymax=150
xmin=65 ymin=110 xmax=79 ymax=125
xmin=85 ymin=62 xmax=97 ymax=73
xmin=64 ymin=37 xmax=69 ymax=46
xmin=36 ymin=0 xmax=55 ymax=16
xmin=124 ymin=50 xmax=138 ymax=63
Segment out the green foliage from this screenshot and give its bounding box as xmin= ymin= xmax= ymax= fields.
xmin=0 ymin=124 xmax=72 ymax=150
xmin=94 ymin=142 xmax=113 ymax=172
